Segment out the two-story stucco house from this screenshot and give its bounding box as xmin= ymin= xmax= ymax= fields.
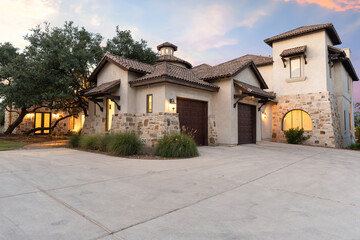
xmin=261 ymin=23 xmax=358 ymax=147
xmin=6 ymin=22 xmax=348 ymax=148
xmin=82 ymin=23 xmax=358 ymax=148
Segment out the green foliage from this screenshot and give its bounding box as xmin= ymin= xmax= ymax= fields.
xmin=0 ymin=42 xmax=18 ymax=68
xmin=69 ymin=134 xmax=81 ymax=148
xmin=96 ymin=134 xmax=115 ymax=152
xmin=104 ymin=26 xmax=157 ymax=64
xmin=284 ymin=127 xmax=310 ymax=144
xmin=79 ymin=134 xmax=101 ymax=150
xmin=355 ymin=103 xmax=360 ymax=128
xmin=0 ymin=106 xmax=4 ymax=126
xmin=0 ymin=139 xmax=26 ymax=151
xmin=107 ymin=133 xmax=142 ymax=156
xmin=349 ymin=143 xmax=360 ymax=150
xmin=74 ymin=133 xmax=141 ymax=156
xmin=355 ymin=126 xmax=360 ymax=143
xmin=155 ymin=134 xmax=199 ymax=158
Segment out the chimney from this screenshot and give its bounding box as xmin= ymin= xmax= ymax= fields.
xmin=342 ymin=48 xmax=351 ymax=59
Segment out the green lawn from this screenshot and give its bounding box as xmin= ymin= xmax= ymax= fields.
xmin=0 ymin=139 xmax=26 ymax=151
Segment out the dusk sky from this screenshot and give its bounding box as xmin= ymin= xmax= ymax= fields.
xmin=0 ymin=0 xmax=359 ymax=103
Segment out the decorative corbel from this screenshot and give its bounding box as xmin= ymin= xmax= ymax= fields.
xmin=281 ymin=58 xmax=286 ymax=68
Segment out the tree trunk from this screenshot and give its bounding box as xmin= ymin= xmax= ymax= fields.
xmin=3 ymin=107 xmax=28 ymax=135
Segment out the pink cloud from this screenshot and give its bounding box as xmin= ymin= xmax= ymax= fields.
xmin=284 ymin=0 xmax=360 ymax=11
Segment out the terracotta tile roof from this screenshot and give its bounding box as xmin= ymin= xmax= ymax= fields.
xmin=84 ymin=79 xmax=120 ymax=97
xmin=129 ymin=62 xmax=219 ymax=91
xmin=234 ymin=80 xmax=275 ymax=99
xmin=88 ymin=53 xmax=155 ymax=82
xmin=157 ymin=42 xmax=178 ymax=51
xmin=195 ymin=56 xmax=268 ymax=88
xmin=280 ymin=45 xmax=307 ymax=58
xmin=193 ymin=55 xmax=273 ymax=80
xmin=192 ymin=64 xmax=212 ymax=79
xmin=157 ymin=55 xmax=192 ymax=68
xmin=105 ymin=52 xmax=155 ymax=73
xmin=264 ymin=23 xmax=341 ymax=47
xmin=238 ymin=55 xmax=274 ymax=67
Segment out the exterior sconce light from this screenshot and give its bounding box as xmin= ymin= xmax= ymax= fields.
xmin=261 ymin=111 xmax=267 ymax=120
xmin=26 ymin=113 xmax=34 ymax=118
xmin=169 ymin=98 xmax=176 ymax=111
xmin=52 ymin=113 xmax=60 ymax=118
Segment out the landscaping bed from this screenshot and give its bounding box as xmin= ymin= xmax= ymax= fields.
xmin=69 ymin=133 xmax=199 ymax=159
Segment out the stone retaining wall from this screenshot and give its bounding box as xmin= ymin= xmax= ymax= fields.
xmin=272 ymin=92 xmax=342 ymax=148
xmin=82 ymin=112 xmax=218 ymax=147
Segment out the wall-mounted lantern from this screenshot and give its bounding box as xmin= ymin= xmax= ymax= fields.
xmin=261 ymin=111 xmax=267 ymax=120
xmin=169 ymin=98 xmax=176 ymax=111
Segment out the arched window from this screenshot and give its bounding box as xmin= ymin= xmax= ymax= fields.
xmin=282 ymin=110 xmax=312 ymax=131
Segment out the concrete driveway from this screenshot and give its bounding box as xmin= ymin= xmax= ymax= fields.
xmin=1 ymin=142 xmax=360 ymax=240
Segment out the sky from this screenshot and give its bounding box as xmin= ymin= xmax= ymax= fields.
xmin=0 ymin=0 xmax=359 ymax=103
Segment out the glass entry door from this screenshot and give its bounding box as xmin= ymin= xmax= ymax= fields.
xmin=106 ymin=99 xmax=115 ymax=131
xmin=35 ymin=112 xmax=51 ymax=134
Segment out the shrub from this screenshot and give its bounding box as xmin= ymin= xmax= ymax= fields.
xmin=284 ymin=127 xmax=310 ymax=144
xmin=69 ymin=134 xmax=81 ymax=148
xmin=155 ymin=134 xmax=199 ymax=158
xmin=349 ymin=143 xmax=360 ymax=150
xmin=96 ymin=134 xmax=115 ymax=152
xmin=79 ymin=134 xmax=102 ymax=150
xmin=355 ymin=126 xmax=360 ymax=143
xmin=107 ymin=133 xmax=142 ymax=156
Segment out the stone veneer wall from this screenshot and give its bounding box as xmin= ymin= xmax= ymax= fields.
xmin=82 ymin=112 xmax=218 ymax=147
xmin=81 ymin=115 xmax=105 ymax=135
xmin=110 ymin=113 xmax=180 ymax=147
xmin=272 ymin=92 xmax=342 ymax=148
xmin=4 ymin=108 xmax=70 ymax=135
xmin=208 ymin=115 xmax=218 ymax=146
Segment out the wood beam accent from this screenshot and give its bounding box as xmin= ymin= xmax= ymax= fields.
xmin=105 ymin=95 xmax=121 ymax=111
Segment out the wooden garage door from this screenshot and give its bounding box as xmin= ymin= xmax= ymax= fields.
xmin=238 ymin=103 xmax=256 ymax=144
xmin=177 ymin=98 xmax=208 ymax=145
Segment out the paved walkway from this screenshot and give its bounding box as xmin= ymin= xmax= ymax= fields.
xmin=0 ymin=142 xmax=360 ymax=240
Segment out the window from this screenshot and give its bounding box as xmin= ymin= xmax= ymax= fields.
xmin=290 ymin=57 xmax=301 ymax=78
xmin=146 ymin=94 xmax=153 ymax=113
xmin=283 ymin=110 xmax=312 ymax=131
xmin=34 ymin=112 xmax=51 ymax=134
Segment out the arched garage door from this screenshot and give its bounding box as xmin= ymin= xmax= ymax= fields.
xmin=177 ymin=98 xmax=208 ymax=145
xmin=238 ymin=103 xmax=256 ymax=144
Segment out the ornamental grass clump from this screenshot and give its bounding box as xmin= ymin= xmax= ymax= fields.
xmin=79 ymin=134 xmax=102 ymax=150
xmin=155 ymin=134 xmax=199 ymax=158
xmin=107 ymin=133 xmax=142 ymax=156
xmin=349 ymin=143 xmax=360 ymax=150
xmin=284 ymin=127 xmax=310 ymax=144
xmin=69 ymin=134 xmax=81 ymax=148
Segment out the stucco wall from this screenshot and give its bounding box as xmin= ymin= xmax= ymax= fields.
xmin=258 ymin=64 xmax=274 ymax=91
xmin=272 ymin=30 xmax=328 ymax=96
xmin=261 ymin=103 xmax=273 ymax=140
xmin=135 ymin=84 xmax=166 ymax=113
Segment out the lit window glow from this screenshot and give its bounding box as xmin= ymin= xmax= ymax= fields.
xmin=283 ymin=110 xmax=312 ymax=131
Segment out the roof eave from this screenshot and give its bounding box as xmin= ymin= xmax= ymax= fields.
xmin=129 ymin=76 xmax=219 ymax=92
xmin=264 ymin=26 xmax=342 ymax=47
